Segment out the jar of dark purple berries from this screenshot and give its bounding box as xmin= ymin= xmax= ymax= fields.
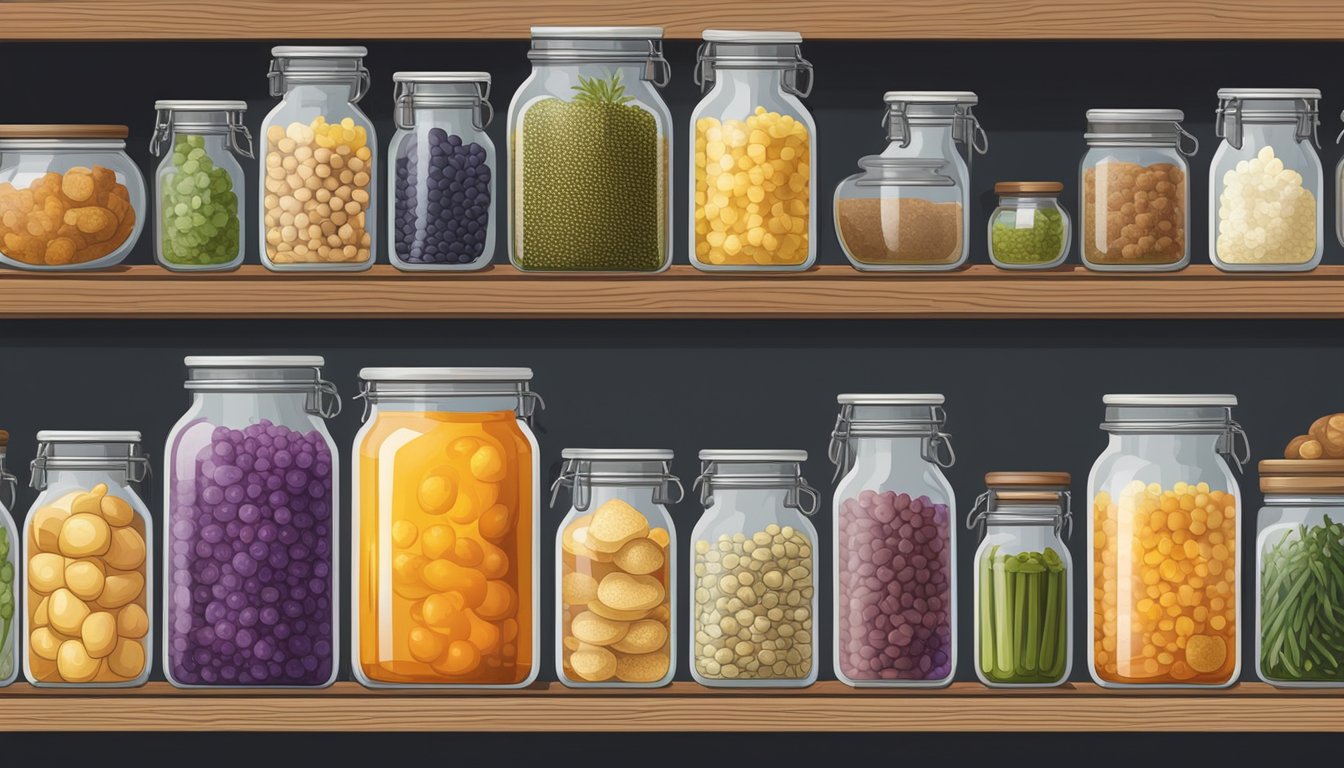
xmin=163 ymin=356 xmax=341 ymax=688
xmin=828 ymin=394 xmax=957 ymax=688
xmin=388 ymin=72 xmax=495 ymax=271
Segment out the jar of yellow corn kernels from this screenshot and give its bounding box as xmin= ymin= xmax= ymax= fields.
xmin=260 ymin=46 xmax=376 ymax=271
xmin=690 ymin=31 xmax=816 ymax=271
xmin=1087 ymin=395 xmax=1249 ymax=688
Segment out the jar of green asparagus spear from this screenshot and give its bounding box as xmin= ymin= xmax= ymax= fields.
xmin=968 ymin=472 xmax=1073 ymax=688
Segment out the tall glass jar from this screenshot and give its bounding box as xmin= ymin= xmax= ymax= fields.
xmin=23 ymin=431 xmax=152 ymax=687
xmin=690 ymin=31 xmax=816 ymax=271
xmin=260 ymin=45 xmax=375 ymax=271
xmin=150 ymin=101 xmax=252 ymax=272
xmin=163 ymin=356 xmax=341 ymax=688
xmin=0 ymin=125 xmax=145 ymax=271
xmin=988 ymin=182 xmax=1071 ymax=270
xmin=829 ymin=395 xmax=956 ymax=687
xmin=1255 ymin=460 xmax=1344 ymax=687
xmin=1210 ymin=89 xmax=1322 ymax=271
xmin=389 ymin=72 xmax=496 ymax=271
xmin=834 ymin=157 xmax=965 ymax=271
xmin=0 ymin=431 xmax=17 ymax=687
xmin=353 ymin=368 xmax=542 ymax=688
xmin=551 ymin=449 xmax=681 ymax=688
xmin=509 ymin=26 xmax=672 ymax=272
xmin=1087 ymin=395 xmax=1247 ymax=688
xmin=1081 ymin=109 xmax=1195 ymax=271
xmin=690 ymin=450 xmax=819 ymax=687
xmin=968 ymin=472 xmax=1073 ymax=688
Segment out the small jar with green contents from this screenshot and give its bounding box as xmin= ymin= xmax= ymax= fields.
xmin=988 ymin=182 xmax=1070 ymax=269
xmin=150 ymin=101 xmax=251 ymax=271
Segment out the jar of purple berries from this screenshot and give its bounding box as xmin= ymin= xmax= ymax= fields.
xmin=828 ymin=394 xmax=957 ymax=688
xmin=388 ymin=72 xmax=495 ymax=271
xmin=163 ymin=356 xmax=342 ymax=688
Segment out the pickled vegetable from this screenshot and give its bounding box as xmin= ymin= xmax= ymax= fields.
xmin=977 ymin=547 xmax=1067 ymax=684
xmin=1259 ymin=516 xmax=1344 ymax=682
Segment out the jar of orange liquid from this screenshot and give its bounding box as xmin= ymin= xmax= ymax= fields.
xmin=352 ymin=368 xmax=541 ymax=687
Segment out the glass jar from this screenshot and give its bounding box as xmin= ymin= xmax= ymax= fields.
xmin=261 ymin=45 xmax=376 ymax=271
xmin=509 ymin=26 xmax=672 ymax=272
xmin=0 ymin=432 xmax=17 ymax=687
xmin=1087 ymin=395 xmax=1248 ymax=688
xmin=551 ymin=449 xmax=682 ymax=688
xmin=829 ymin=395 xmax=956 ymax=686
xmin=163 ymin=356 xmax=341 ymax=688
xmin=690 ymin=30 xmax=816 ymax=271
xmin=881 ymin=91 xmax=987 ymax=176
xmin=23 ymin=431 xmax=152 ymax=687
xmin=1254 ymin=460 xmax=1344 ymax=687
xmin=0 ymin=125 xmax=145 ymax=271
xmin=353 ymin=367 xmax=542 ymax=687
xmin=389 ymin=72 xmax=496 ymax=271
xmin=690 ymin=450 xmax=819 ymax=687
xmin=988 ymin=182 xmax=1070 ymax=270
xmin=1210 ymin=89 xmax=1322 ymax=271
xmin=1081 ymin=109 xmax=1195 ymax=271
xmin=150 ymin=101 xmax=252 ymax=272
xmin=834 ymin=157 xmax=965 ymax=271
xmin=968 ymin=472 xmax=1073 ymax=687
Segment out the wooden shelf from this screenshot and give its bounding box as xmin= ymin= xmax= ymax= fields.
xmin=3 ymin=264 xmax=1344 ymax=320
xmin=0 ymin=681 xmax=1341 ymax=731
xmin=2 ymin=0 xmax=1344 ymax=41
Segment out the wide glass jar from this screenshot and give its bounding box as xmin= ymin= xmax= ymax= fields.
xmin=1087 ymin=395 xmax=1247 ymax=688
xmin=0 ymin=125 xmax=145 ymax=271
xmin=690 ymin=31 xmax=815 ymax=271
xmin=389 ymin=72 xmax=496 ymax=271
xmin=829 ymin=395 xmax=956 ymax=686
xmin=835 ymin=157 xmax=964 ymax=271
xmin=988 ymin=182 xmax=1070 ymax=269
xmin=23 ymin=431 xmax=152 ymax=687
xmin=260 ymin=46 xmax=375 ymax=271
xmin=0 ymin=432 xmax=17 ymax=687
xmin=353 ymin=368 xmax=541 ymax=687
xmin=1081 ymin=109 xmax=1195 ymax=271
xmin=150 ymin=101 xmax=252 ymax=272
xmin=1255 ymin=460 xmax=1344 ymax=687
xmin=163 ymin=356 xmax=341 ymax=688
xmin=690 ymin=450 xmax=819 ymax=687
xmin=509 ymin=26 xmax=672 ymax=272
xmin=968 ymin=472 xmax=1073 ymax=687
xmin=552 ymin=449 xmax=681 ymax=688
xmin=1210 ymin=89 xmax=1322 ymax=271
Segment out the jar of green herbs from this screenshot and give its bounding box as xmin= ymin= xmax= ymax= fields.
xmin=987 ymin=181 xmax=1070 ymax=269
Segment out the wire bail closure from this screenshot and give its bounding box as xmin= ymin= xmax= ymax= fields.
xmin=966 ymin=487 xmax=1073 ymax=539
xmin=883 ymin=102 xmax=988 ymax=166
xmin=528 ymin=38 xmax=670 ymax=87
xmin=150 ymin=106 xmax=254 ymax=159
xmin=269 ymin=54 xmax=371 ymax=102
xmin=0 ymin=462 xmax=15 ymax=511
xmin=694 ymin=42 xmax=813 ymax=97
xmin=185 ymin=368 xmax=342 ymax=419
xmin=355 ymin=379 xmax=545 ymax=425
xmin=30 ymin=444 xmax=151 ymax=491
xmin=394 ymin=79 xmax=494 ymax=132
xmin=549 ymin=457 xmax=684 ymax=512
xmin=694 ymin=459 xmax=819 ymax=516
xmin=1101 ymin=409 xmax=1250 ymax=473
xmin=828 ymin=403 xmax=955 ymax=480
xmin=1217 ymin=94 xmax=1320 ymax=150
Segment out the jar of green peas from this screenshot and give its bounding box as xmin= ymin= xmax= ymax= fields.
xmin=987 ymin=182 xmax=1070 ymax=269
xmin=150 ymin=101 xmax=252 ymax=271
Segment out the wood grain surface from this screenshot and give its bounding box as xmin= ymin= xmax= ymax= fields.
xmin=1 ymin=264 xmax=1343 ymax=319
xmin=0 ymin=681 xmax=1340 ymax=731
xmin=3 ymin=0 xmax=1344 ymax=40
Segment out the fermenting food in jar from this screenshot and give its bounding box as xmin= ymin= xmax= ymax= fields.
xmin=980 ymin=547 xmax=1068 ymax=684
xmin=1216 ymin=146 xmax=1316 ymax=265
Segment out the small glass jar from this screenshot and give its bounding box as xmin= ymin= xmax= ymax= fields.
xmin=690 ymin=450 xmax=819 ymax=687
xmin=163 ymin=356 xmax=342 ymax=688
xmin=988 ymin=182 xmax=1070 ymax=270
xmin=690 ymin=31 xmax=816 ymax=271
xmin=829 ymin=395 xmax=956 ymax=686
xmin=23 ymin=431 xmax=153 ymax=687
xmin=1081 ymin=109 xmax=1195 ymax=271
xmin=0 ymin=431 xmax=18 ymax=687
xmin=968 ymin=472 xmax=1073 ymax=688
xmin=1255 ymin=460 xmax=1344 ymax=687
xmin=260 ymin=46 xmax=376 ymax=271
xmin=1087 ymin=395 xmax=1248 ymax=688
xmin=389 ymin=72 xmax=496 ymax=271
xmin=0 ymin=125 xmax=145 ymax=271
xmin=150 ymin=102 xmax=252 ymax=272
xmin=1210 ymin=89 xmax=1323 ymax=271
xmin=551 ymin=449 xmax=682 ymax=688
xmin=509 ymin=27 xmax=672 ymax=272
xmin=353 ymin=368 xmax=542 ymax=688
xmin=834 ymin=158 xmax=965 ymax=271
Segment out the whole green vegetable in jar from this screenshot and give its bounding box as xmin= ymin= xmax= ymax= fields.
xmin=0 ymin=527 xmax=13 ymax=682
xmin=977 ymin=546 xmax=1069 ymax=684
xmin=159 ymin=134 xmax=241 ymax=267
xmin=1259 ymin=515 xmax=1344 ymax=683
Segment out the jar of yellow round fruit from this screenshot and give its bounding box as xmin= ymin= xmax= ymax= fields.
xmin=23 ymin=431 xmax=152 ymax=687
xmin=1087 ymin=395 xmax=1248 ymax=688
xmin=352 ymin=368 xmax=542 ymax=688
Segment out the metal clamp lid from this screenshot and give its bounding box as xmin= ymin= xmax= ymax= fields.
xmin=694 ymin=457 xmax=819 ymax=515
xmin=1216 ymin=91 xmax=1320 ymax=151
xmin=967 ymin=486 xmax=1073 ymax=539
xmin=549 ymin=453 xmax=684 ymax=512
xmin=693 ymin=41 xmax=812 ymax=97
xmin=30 ymin=442 xmax=151 ymax=491
xmin=882 ymin=99 xmax=988 ymax=159
xmin=393 ymin=76 xmax=494 ymax=131
xmin=528 ymin=37 xmax=670 ymax=88
xmin=0 ymin=463 xmax=15 ymax=511
xmin=354 ymin=379 xmax=545 ymax=425
xmin=184 ymin=366 xmax=341 ymax=419
xmin=829 ymin=402 xmax=955 ymax=479
xmin=268 ymin=51 xmax=371 ymax=103
xmin=150 ymin=102 xmax=254 ymax=159
xmin=1101 ymin=408 xmax=1251 ymax=472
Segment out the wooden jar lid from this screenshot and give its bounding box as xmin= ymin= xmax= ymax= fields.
xmin=1260 ymin=459 xmax=1344 ymax=494
xmin=0 ymin=124 xmax=129 ymax=139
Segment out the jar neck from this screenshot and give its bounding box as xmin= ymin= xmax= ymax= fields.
xmin=711 ymin=66 xmax=790 ymax=95
xmin=998 ymin=195 xmax=1058 ymax=208
xmin=369 ymin=396 xmax=518 ymax=416
xmin=192 ymin=390 xmax=316 ymax=425
xmin=283 ymin=82 xmax=359 ymax=106
xmin=850 ymin=435 xmax=930 ymax=465
xmin=174 ymin=133 xmax=229 ymax=153
xmin=1241 ymin=121 xmax=1304 ymax=146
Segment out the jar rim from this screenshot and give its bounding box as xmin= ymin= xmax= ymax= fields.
xmin=392 ymin=71 xmax=491 ymax=84
xmin=271 ymin=45 xmax=367 ymax=58
xmin=359 ymin=367 xmax=533 ymax=382
xmin=562 ymin=448 xmax=673 ymax=461
xmin=699 ymin=449 xmax=806 ymax=462
xmin=703 ymin=29 xmax=801 ymax=43
xmin=884 ymin=90 xmax=977 ymax=105
xmin=36 ymin=430 xmax=141 ymax=444
xmin=1086 ymin=108 xmax=1183 ymax=123
xmin=1104 ymin=394 xmax=1237 ymax=407
xmin=533 ymin=25 xmax=663 ymax=39
xmin=186 ymin=355 xmax=324 ymax=368
xmin=837 ymin=393 xmax=944 ymax=405
xmin=1218 ymin=87 xmax=1321 ymax=100
xmin=154 ymin=100 xmax=248 ymax=112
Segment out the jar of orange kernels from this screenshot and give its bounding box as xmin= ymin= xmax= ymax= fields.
xmin=352 ymin=368 xmax=542 ymax=688
xmin=1087 ymin=395 xmax=1248 ymax=687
